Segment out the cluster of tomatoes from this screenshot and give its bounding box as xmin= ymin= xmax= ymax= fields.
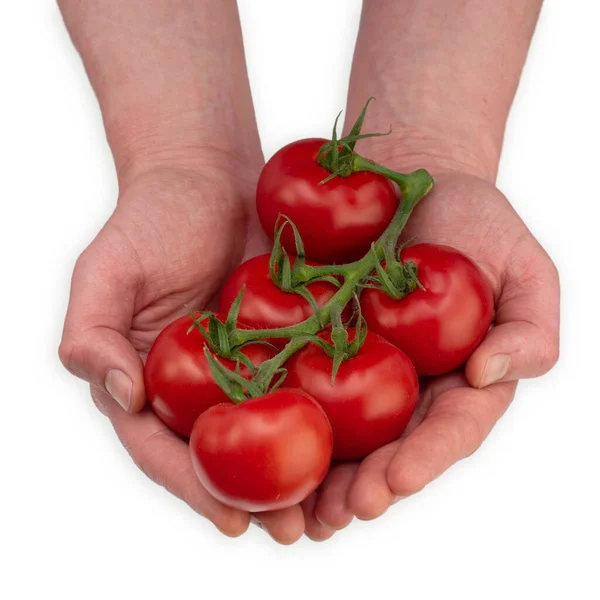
xmin=144 ymin=123 xmax=494 ymax=514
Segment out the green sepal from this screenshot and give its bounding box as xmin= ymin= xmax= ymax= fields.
xmin=294 ymin=285 xmax=322 ymax=325
xmin=225 ymin=285 xmax=245 ymax=333
xmin=347 ymin=295 xmax=368 ymax=358
xmin=230 ymin=350 xmax=257 ymax=375
xmin=341 ymin=96 xmax=374 ymax=156
xmin=269 ymin=368 xmax=289 ymax=393
xmin=372 ymin=245 xmax=402 ymax=298
xmin=305 ymin=274 xmax=342 ymax=289
xmin=269 ymin=214 xmax=308 ymax=290
xmin=203 ymin=346 xmax=262 ymax=403
xmin=237 ymin=339 xmax=280 ymax=353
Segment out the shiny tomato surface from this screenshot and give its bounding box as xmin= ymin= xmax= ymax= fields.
xmin=362 ymin=244 xmax=494 ymax=376
xmin=256 ymin=138 xmax=398 ymax=263
xmin=190 ymin=390 xmax=333 ymax=512
xmin=144 ymin=314 xmax=274 ymax=438
xmin=219 ymin=254 xmax=346 ymax=345
xmin=285 ymin=330 xmax=419 ymax=460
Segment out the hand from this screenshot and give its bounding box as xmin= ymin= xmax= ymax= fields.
xmin=59 ymin=157 xmax=277 ymax=538
xmin=307 ymin=168 xmax=560 ymax=533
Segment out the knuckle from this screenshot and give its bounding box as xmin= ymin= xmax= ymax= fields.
xmin=539 ymin=336 xmax=560 ymax=373
xmin=58 ymin=336 xmax=79 ymax=376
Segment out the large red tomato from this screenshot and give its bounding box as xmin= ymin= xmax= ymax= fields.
xmin=256 ymin=138 xmax=398 ymax=264
xmin=361 ymin=244 xmax=494 ymax=376
xmin=190 ymin=390 xmax=333 ymax=512
xmin=144 ymin=314 xmax=274 ymax=438
xmin=284 ymin=330 xmax=418 ymax=460
xmin=219 ymin=254 xmax=347 ymax=344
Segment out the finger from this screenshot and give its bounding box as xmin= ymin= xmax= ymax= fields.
xmin=93 ymin=386 xmax=250 ymax=537
xmin=345 ymin=444 xmax=401 ymax=521
xmin=467 ymin=244 xmax=559 ymax=388
xmin=345 ymin=373 xmax=466 ymax=518
xmin=59 ymin=226 xmax=145 ymax=413
xmin=314 ymin=463 xmax=358 ymax=529
xmin=252 ymin=505 xmax=305 ymax=545
xmin=301 ymin=493 xmax=335 ymax=542
xmin=385 ymin=381 xmax=517 ymax=499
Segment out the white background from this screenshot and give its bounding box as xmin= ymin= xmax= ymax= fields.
xmin=1 ymin=1 xmax=599 ymax=599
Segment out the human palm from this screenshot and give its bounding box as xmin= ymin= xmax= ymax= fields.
xmin=305 ymin=172 xmax=559 ymax=536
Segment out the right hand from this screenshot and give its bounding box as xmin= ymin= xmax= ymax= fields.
xmin=59 ymin=158 xmax=289 ymax=538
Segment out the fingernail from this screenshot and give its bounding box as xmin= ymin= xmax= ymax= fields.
xmin=480 ymin=354 xmax=511 ymax=388
xmin=105 ymin=369 xmax=132 ymax=411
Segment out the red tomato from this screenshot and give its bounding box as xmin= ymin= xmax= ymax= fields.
xmin=219 ymin=254 xmax=347 ymax=345
xmin=284 ymin=330 xmax=418 ymax=460
xmin=144 ymin=314 xmax=274 ymax=438
xmin=190 ymin=390 xmax=333 ymax=512
xmin=256 ymin=138 xmax=398 ymax=264
xmin=362 ymin=244 xmax=494 ymax=376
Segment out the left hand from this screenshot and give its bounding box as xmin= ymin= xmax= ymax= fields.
xmin=305 ymin=169 xmax=559 ymax=536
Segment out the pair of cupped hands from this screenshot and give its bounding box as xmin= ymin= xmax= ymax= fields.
xmin=59 ymin=114 xmax=559 ymax=544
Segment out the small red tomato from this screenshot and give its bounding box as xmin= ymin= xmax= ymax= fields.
xmin=219 ymin=254 xmax=346 ymax=345
xmin=256 ymin=138 xmax=398 ymax=264
xmin=362 ymin=244 xmax=494 ymax=376
xmin=144 ymin=314 xmax=274 ymax=438
xmin=284 ymin=330 xmax=418 ymax=460
xmin=190 ymin=390 xmax=333 ymax=512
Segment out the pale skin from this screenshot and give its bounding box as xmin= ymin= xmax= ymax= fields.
xmin=58 ymin=0 xmax=559 ymax=543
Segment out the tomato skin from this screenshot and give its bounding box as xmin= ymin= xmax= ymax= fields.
xmin=284 ymin=330 xmax=418 ymax=460
xmin=190 ymin=390 xmax=333 ymax=512
xmin=219 ymin=254 xmax=346 ymax=345
xmin=362 ymin=244 xmax=494 ymax=376
xmin=256 ymin=138 xmax=398 ymax=264
xmin=144 ymin=314 xmax=274 ymax=438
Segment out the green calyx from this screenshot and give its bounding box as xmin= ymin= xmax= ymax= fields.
xmin=360 ymin=243 xmax=424 ymax=300
xmin=189 ymin=100 xmax=435 ymax=400
xmin=317 ymin=97 xmax=392 ymax=182
xmin=268 ymin=215 xmax=341 ymax=323
xmin=301 ymin=299 xmax=368 ymax=386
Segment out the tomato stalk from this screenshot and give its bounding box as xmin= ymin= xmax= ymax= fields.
xmin=205 ymin=100 xmax=434 ymax=397
xmin=223 ymin=167 xmax=433 ymax=393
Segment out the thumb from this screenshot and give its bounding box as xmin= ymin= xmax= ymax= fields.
xmin=59 ymin=228 xmax=145 ymax=412
xmin=466 ymin=249 xmax=560 ymax=388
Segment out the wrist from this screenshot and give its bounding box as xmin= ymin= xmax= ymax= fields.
xmin=351 ymin=117 xmax=500 ymax=183
xmin=102 ymin=88 xmax=262 ymax=187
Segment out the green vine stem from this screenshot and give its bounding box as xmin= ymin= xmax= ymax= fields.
xmin=203 ymin=100 xmax=435 ymax=397
xmin=228 ymin=166 xmax=434 ymax=386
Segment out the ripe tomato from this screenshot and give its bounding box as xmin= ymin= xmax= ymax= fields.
xmin=144 ymin=314 xmax=274 ymax=438
xmin=362 ymin=244 xmax=494 ymax=376
xmin=256 ymin=138 xmax=398 ymax=264
xmin=190 ymin=389 xmax=333 ymax=512
xmin=219 ymin=254 xmax=347 ymax=344
xmin=284 ymin=330 xmax=418 ymax=460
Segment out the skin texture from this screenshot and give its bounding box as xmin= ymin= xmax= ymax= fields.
xmin=144 ymin=313 xmax=275 ymax=438
xmin=362 ymin=244 xmax=494 ymax=376
xmin=256 ymin=138 xmax=398 ymax=263
xmin=219 ymin=254 xmax=345 ymax=345
xmin=58 ymin=0 xmax=558 ymax=543
xmin=284 ymin=330 xmax=419 ymax=460
xmin=189 ymin=390 xmax=333 ymax=512
xmin=310 ymin=0 xmax=558 ymax=532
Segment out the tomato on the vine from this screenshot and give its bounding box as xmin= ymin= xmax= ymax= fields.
xmin=219 ymin=253 xmax=348 ymax=345
xmin=144 ymin=314 xmax=274 ymax=438
xmin=284 ymin=329 xmax=418 ymax=460
xmin=362 ymin=244 xmax=494 ymax=376
xmin=256 ymin=138 xmax=398 ymax=264
xmin=189 ymin=389 xmax=333 ymax=512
